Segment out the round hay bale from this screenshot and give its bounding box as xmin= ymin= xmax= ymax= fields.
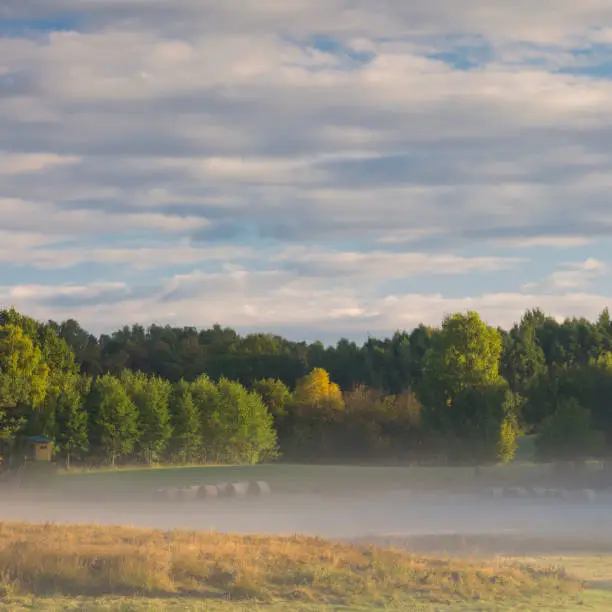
xmin=487 ymin=487 xmax=503 ymax=499
xmin=197 ymin=484 xmax=219 ymax=500
xmin=581 ymin=489 xmax=596 ymax=502
xmin=152 ymin=488 xmax=167 ymax=501
xmin=228 ymin=482 xmax=250 ymax=498
xmin=179 ymin=486 xmax=199 ymax=502
xmin=548 ymin=488 xmax=564 ymax=499
xmin=216 ymin=483 xmax=231 ymax=498
xmin=248 ymin=481 xmax=272 ymax=496
xmin=164 ymin=487 xmax=179 ymax=502
xmin=508 ymin=486 xmax=529 ymax=498
xmin=532 ymin=487 xmax=547 ymax=498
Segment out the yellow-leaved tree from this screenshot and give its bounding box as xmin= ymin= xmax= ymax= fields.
xmin=286 ymin=368 xmax=344 ymax=458
xmin=293 ymin=368 xmax=344 ymax=415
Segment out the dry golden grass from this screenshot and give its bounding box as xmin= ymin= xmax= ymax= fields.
xmin=0 ymin=522 xmax=580 ymax=608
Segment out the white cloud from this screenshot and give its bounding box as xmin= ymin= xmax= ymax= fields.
xmin=0 ymin=241 xmax=255 ymax=270
xmin=1 ymin=2 xmax=612 ymax=337
xmin=0 ymin=198 xmax=207 ymax=236
xmin=2 ymin=269 xmax=611 ymax=338
xmin=525 ymin=258 xmax=607 ymax=291
xmin=0 ymin=153 xmax=80 ymax=175
xmin=273 ymin=247 xmax=525 ymax=278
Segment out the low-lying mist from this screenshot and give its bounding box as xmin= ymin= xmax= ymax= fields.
xmin=1 ymin=489 xmax=611 ymax=555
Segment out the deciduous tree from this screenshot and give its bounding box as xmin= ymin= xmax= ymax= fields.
xmin=87 ymin=374 xmax=138 ymax=465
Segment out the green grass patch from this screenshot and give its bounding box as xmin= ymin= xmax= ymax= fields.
xmin=35 ymin=462 xmax=564 ymax=500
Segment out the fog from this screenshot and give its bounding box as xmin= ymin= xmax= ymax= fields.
xmin=2 ymin=491 xmax=612 ymax=551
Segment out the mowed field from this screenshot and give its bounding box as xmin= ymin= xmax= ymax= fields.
xmin=24 ymin=461 xmax=571 ymax=501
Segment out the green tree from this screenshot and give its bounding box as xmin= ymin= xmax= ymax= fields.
xmin=214 ymin=378 xmax=278 ymax=464
xmin=444 ymin=382 xmax=514 ymax=462
xmin=190 ymin=374 xmax=221 ymax=462
xmin=498 ymin=412 xmax=519 ymax=463
xmin=54 ymin=375 xmax=90 ymax=468
xmin=87 ymin=374 xmax=138 ymax=465
xmin=420 ymin=311 xmax=503 ymax=410
xmin=500 ymin=313 xmax=547 ymax=399
xmin=168 ymin=380 xmax=201 ymax=463
xmin=536 ymin=397 xmax=604 ymax=461
xmin=121 ymin=371 xmax=172 ymax=463
xmin=190 ymin=376 xmax=277 ymax=463
xmin=253 ymin=378 xmax=292 ymax=420
xmin=0 ymin=324 xmax=49 ymax=411
xmin=22 ymin=325 xmax=82 ymax=440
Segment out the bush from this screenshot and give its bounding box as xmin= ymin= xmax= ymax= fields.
xmin=498 ymin=413 xmax=519 ymax=463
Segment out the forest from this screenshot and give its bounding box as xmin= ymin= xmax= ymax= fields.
xmin=1 ymin=306 xmax=612 ymax=467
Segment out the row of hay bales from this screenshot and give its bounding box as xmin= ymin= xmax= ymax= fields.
xmin=486 ymin=486 xmax=597 ymax=502
xmin=153 ymin=480 xmax=271 ymax=502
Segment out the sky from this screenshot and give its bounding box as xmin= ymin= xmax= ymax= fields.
xmin=2 ymin=1 xmax=612 ymax=342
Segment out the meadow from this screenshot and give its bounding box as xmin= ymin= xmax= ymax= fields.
xmin=0 ymin=522 xmax=607 ymax=611
xmin=22 ymin=460 xmax=574 ymax=502
xmin=3 ymin=461 xmax=610 ymax=610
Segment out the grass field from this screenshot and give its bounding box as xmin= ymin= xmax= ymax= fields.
xmin=0 ymin=522 xmax=607 ymax=611
xmin=22 ymin=461 xmax=577 ymax=501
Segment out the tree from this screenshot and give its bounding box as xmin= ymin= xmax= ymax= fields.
xmin=0 ymin=324 xmax=49 ymax=411
xmin=190 ymin=374 xmax=221 ymax=462
xmin=500 ymin=313 xmax=547 ymax=398
xmin=214 ymin=378 xmax=278 ymax=464
xmin=420 ymin=312 xmax=503 ymax=410
xmin=21 ymin=325 xmax=82 ymax=440
xmin=418 ymin=313 xmax=514 ymax=463
xmin=87 ymin=374 xmax=138 ymax=465
xmin=121 ymin=371 xmax=172 ymax=463
xmin=168 ymin=380 xmax=201 ymax=463
xmin=536 ymin=397 xmax=604 ymax=461
xmin=285 ymin=368 xmax=345 ymax=457
xmin=190 ymin=376 xmax=277 ymax=463
xmin=293 ymin=368 xmax=344 ymax=414
xmin=253 ymin=378 xmax=292 ymax=420
xmin=498 ymin=413 xmax=519 ymax=463
xmin=445 ymin=382 xmax=516 ymax=463
xmin=54 ymin=375 xmax=90 ymax=468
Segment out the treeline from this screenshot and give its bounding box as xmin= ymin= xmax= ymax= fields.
xmin=2 ymin=306 xmax=612 ymax=466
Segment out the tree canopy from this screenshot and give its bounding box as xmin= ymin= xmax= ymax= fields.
xmin=1 ymin=305 xmax=612 ymax=466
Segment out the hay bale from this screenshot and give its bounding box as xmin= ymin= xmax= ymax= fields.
xmin=248 ymin=481 xmax=272 ymax=496
xmin=228 ymin=482 xmax=250 ymax=498
xmin=532 ymin=487 xmax=547 ymax=498
xmin=163 ymin=487 xmax=179 ymax=502
xmin=508 ymin=486 xmax=529 ymax=498
xmin=152 ymin=488 xmax=167 ymax=501
xmin=547 ymin=488 xmax=564 ymax=499
xmin=580 ymin=489 xmax=597 ymax=502
xmin=216 ymin=483 xmax=231 ymax=498
xmin=179 ymin=486 xmax=199 ymax=502
xmin=561 ymin=489 xmax=580 ymax=501
xmin=562 ymin=489 xmax=596 ymax=502
xmin=197 ymin=484 xmax=219 ymax=500
xmin=487 ymin=487 xmax=503 ymax=499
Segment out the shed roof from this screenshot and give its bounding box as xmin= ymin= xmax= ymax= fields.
xmin=24 ymin=436 xmax=53 ymax=444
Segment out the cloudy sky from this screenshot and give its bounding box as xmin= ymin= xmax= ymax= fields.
xmin=2 ymin=1 xmax=612 ymax=341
